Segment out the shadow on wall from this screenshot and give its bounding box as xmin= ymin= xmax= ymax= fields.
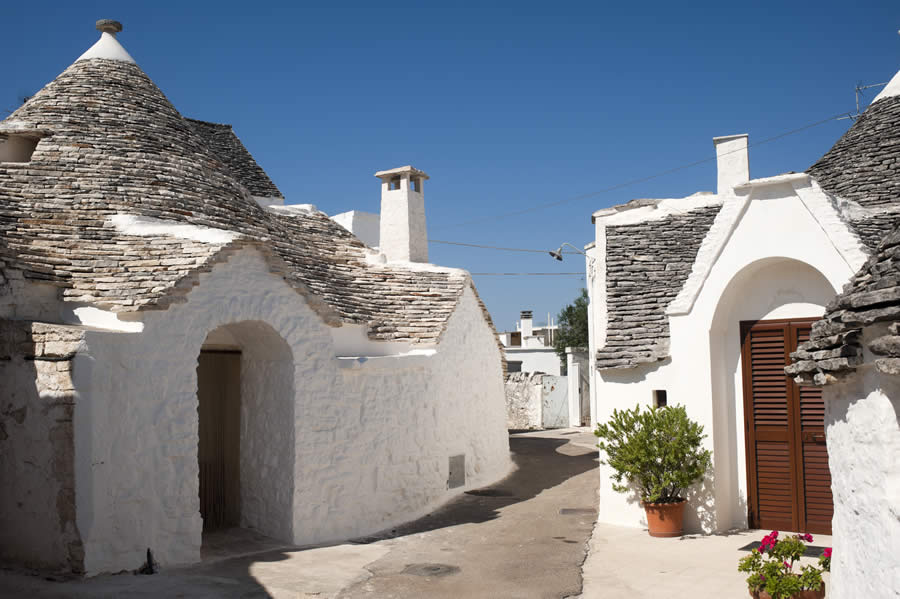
xmin=599 ymin=357 xmax=672 ymax=385
xmin=612 ymin=462 xmax=733 ymax=534
xmin=0 ymin=323 xmax=84 ymax=575
xmin=349 ymin=436 xmax=599 ymax=543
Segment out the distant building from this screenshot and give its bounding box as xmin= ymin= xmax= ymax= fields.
xmin=499 ymin=310 xmax=561 ymax=375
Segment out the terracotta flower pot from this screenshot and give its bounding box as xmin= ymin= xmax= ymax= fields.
xmin=642 ymin=499 xmax=686 ymax=537
xmin=749 ymin=583 xmax=826 ymax=599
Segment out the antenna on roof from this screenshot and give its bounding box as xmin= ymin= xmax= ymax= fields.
xmin=836 ymin=81 xmax=890 ymax=121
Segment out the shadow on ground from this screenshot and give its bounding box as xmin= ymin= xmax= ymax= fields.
xmin=0 ymin=434 xmax=598 ymax=599
xmin=349 ymin=435 xmax=599 ymax=544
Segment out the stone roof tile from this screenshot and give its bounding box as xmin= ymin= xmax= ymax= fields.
xmin=596 ymin=205 xmax=720 ymax=369
xmin=0 ymin=56 xmax=478 ymax=345
xmin=808 ymin=95 xmax=900 ymax=210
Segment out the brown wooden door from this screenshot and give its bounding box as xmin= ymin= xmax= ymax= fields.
xmin=741 ymin=319 xmax=833 ymax=534
xmin=197 ymin=350 xmax=241 ymax=531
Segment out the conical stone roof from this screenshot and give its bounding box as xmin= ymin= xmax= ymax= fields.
xmin=0 ymin=25 xmax=495 ymax=345
xmin=807 ymin=71 xmax=900 ymax=249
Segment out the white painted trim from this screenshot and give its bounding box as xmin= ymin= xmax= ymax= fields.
xmin=266 ymin=203 xmax=321 ymax=216
xmin=733 ymin=172 xmax=809 ymax=190
xmin=791 ymin=179 xmax=869 ymax=272
xmin=253 ymin=196 xmax=284 ymax=208
xmin=667 ymin=195 xmax=749 ymax=315
xmin=592 ymin=192 xmax=721 ymax=225
xmin=107 ymin=214 xmax=239 ymax=244
xmin=667 ymin=175 xmax=868 ymax=316
xmin=872 ymin=69 xmax=900 ymax=104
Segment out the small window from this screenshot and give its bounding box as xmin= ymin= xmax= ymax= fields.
xmin=507 ymin=361 xmax=522 ymax=373
xmin=0 ymin=135 xmax=38 ymax=163
xmin=653 ymin=390 xmax=668 ymax=408
xmin=389 ymin=176 xmax=402 ymax=191
xmin=411 ymin=177 xmax=421 ymax=193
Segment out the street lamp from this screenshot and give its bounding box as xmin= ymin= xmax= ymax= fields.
xmin=549 ymin=242 xmax=596 ymax=279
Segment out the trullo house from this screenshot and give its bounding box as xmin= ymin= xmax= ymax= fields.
xmin=586 ymin=63 xmax=899 ymax=539
xmin=0 ymin=21 xmax=510 ymax=576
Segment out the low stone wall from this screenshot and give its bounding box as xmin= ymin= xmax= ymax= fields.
xmin=0 ymin=320 xmax=85 ymax=573
xmin=505 ymin=372 xmax=544 ymax=430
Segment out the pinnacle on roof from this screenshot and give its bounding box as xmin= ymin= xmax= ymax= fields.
xmin=76 ymin=19 xmax=135 ymax=64
xmin=872 ymin=67 xmax=900 ymax=104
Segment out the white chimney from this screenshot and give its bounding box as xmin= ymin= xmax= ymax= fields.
xmin=713 ymin=134 xmax=749 ymax=195
xmin=520 ymin=310 xmax=533 ymax=338
xmin=375 ymin=166 xmax=429 ymax=262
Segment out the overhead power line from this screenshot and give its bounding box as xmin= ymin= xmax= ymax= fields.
xmin=430 ymin=239 xmax=581 ymax=253
xmin=470 ymin=272 xmax=584 ymax=276
xmin=432 ymin=110 xmax=853 ymax=230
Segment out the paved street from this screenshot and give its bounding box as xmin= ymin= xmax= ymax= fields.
xmin=0 ymin=429 xmax=600 ymax=599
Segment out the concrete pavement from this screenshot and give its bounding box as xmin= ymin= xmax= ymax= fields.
xmin=577 ymin=523 xmax=832 ymax=599
xmin=0 ymin=428 xmax=600 ymax=599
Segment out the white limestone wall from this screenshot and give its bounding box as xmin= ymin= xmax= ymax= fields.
xmin=71 ymin=248 xmax=509 ymax=575
xmin=331 ymin=210 xmax=380 ymax=249
xmin=505 ymin=373 xmax=544 ymax=429
xmin=592 ymin=183 xmax=862 ymax=534
xmin=504 ymin=347 xmax=562 ymax=375
xmin=0 ymin=351 xmax=75 ymax=570
xmin=824 ymin=355 xmax=900 ymax=599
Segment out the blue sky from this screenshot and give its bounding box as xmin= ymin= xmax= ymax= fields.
xmin=5 ymin=1 xmax=898 ymax=332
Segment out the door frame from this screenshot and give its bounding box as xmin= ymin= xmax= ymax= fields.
xmin=739 ymin=317 xmax=819 ymax=532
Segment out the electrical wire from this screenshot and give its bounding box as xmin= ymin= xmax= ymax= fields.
xmin=430 ymin=239 xmax=581 ymax=253
xmin=470 ymin=272 xmax=584 ymax=276
xmin=432 ymin=110 xmax=853 ymax=230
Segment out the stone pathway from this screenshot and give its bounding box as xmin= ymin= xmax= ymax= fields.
xmin=0 ymin=428 xmax=600 ymax=599
xmin=577 ymin=523 xmax=832 ymax=598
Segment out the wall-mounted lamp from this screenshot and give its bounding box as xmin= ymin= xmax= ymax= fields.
xmin=549 ymin=242 xmax=596 ymax=279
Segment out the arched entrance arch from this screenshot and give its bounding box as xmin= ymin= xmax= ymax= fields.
xmin=196 ymin=320 xmax=295 ymax=549
xmin=707 ymin=257 xmax=836 ymax=531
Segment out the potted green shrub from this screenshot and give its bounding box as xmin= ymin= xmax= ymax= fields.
xmin=738 ymin=531 xmax=830 ymax=598
xmin=594 ymin=404 xmax=711 ymax=537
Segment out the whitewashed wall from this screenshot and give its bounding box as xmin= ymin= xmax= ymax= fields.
xmin=504 ymin=347 xmax=562 ymax=375
xmin=71 ymin=248 xmax=510 ymax=575
xmin=591 ymin=179 xmax=864 ymax=534
xmin=824 ymin=334 xmax=900 ymax=599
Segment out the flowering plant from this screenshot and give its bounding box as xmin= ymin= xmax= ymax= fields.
xmin=737 ymin=531 xmax=831 ymax=599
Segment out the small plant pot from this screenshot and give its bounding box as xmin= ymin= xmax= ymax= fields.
xmin=750 ymin=583 xmax=826 ymax=599
xmin=642 ymin=499 xmax=686 ymax=537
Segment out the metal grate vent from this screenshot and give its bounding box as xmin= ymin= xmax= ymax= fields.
xmin=448 ymin=454 xmax=465 ymax=489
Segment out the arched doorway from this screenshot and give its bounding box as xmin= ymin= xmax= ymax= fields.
xmin=196 ymin=321 xmax=295 ymax=549
xmin=708 ymin=257 xmax=837 ymax=532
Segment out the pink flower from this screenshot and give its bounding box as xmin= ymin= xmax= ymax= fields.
xmin=800 ymin=533 xmax=813 ymax=542
xmin=823 ymin=547 xmax=832 ymax=558
xmin=759 ymin=530 xmax=780 ymax=552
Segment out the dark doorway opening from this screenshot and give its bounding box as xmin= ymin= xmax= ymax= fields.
xmin=198 ymin=349 xmax=242 ymax=532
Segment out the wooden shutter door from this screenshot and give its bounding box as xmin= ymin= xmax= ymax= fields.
xmin=741 ymin=319 xmax=834 ymax=534
xmin=741 ymin=322 xmax=794 ymax=531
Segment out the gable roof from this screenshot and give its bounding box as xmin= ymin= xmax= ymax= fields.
xmin=596 ymin=202 xmax=721 ymax=369
xmin=0 ymin=32 xmax=490 ymax=346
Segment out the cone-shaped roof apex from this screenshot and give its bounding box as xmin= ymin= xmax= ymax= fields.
xmin=76 ymin=19 xmax=135 ymax=64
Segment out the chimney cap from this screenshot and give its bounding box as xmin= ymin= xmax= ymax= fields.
xmin=96 ymin=19 xmax=123 ymax=35
xmin=712 ymin=133 xmax=748 ymax=144
xmin=520 ymin=310 xmax=533 ymax=319
xmin=374 ymin=165 xmax=430 ymax=181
